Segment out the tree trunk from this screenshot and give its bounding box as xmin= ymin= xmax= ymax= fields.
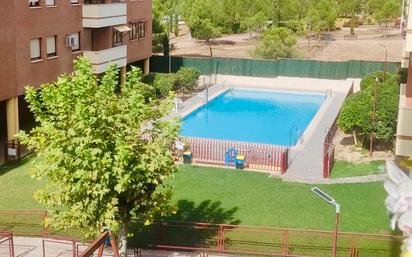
xmin=385 ymin=21 xmax=388 ymax=39
xmin=350 ymin=12 xmax=355 ymax=36
xmin=118 ymin=222 xmax=127 ymax=257
xmin=353 ymin=129 xmax=358 ymax=146
xmin=208 ymin=41 xmax=213 ymax=57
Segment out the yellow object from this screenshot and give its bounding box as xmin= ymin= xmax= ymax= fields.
xmin=401 ymin=251 xmax=412 ymax=257
xmin=236 ymin=155 xmax=245 ymax=160
xmin=400 ymin=160 xmax=412 ymax=169
xmin=183 ymin=151 xmax=192 ymax=155
xmin=6 ymin=96 xmax=19 ymax=141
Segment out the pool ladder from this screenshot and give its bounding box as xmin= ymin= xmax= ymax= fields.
xmin=325 ymin=89 xmax=333 ymax=98
xmin=289 ymin=125 xmax=303 ymax=147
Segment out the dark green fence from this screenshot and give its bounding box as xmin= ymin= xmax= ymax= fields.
xmin=150 ymin=56 xmax=400 ymax=80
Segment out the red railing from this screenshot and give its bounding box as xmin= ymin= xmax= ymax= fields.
xmin=178 ymin=137 xmax=289 ymax=173
xmin=323 ymin=117 xmax=338 ymax=178
xmin=0 ymin=231 xmax=15 ymax=257
xmin=145 ymin=220 xmax=403 ymax=257
xmin=0 ymin=210 xmax=404 ymax=257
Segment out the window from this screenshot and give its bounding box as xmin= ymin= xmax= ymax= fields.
xmin=68 ymin=32 xmax=80 ymax=51
xmin=130 ymin=23 xmax=138 ymax=40
xmin=45 ymin=0 xmax=55 ymax=6
xmin=70 ymin=0 xmax=79 ymax=4
xmin=30 ymin=38 xmax=41 ymax=61
xmin=46 ymin=36 xmax=57 ymax=57
xmin=113 ymin=29 xmax=122 ymax=46
xmin=29 ymin=0 xmax=40 ymax=7
xmin=138 ymin=21 xmax=146 ymax=39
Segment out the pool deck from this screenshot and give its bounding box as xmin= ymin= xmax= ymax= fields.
xmin=176 ymin=75 xmax=355 ymax=183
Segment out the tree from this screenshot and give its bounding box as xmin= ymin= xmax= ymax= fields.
xmin=240 ymin=12 xmax=267 ymax=39
xmin=254 ymin=27 xmax=297 ymax=59
xmin=190 ymin=18 xmax=222 ymax=57
xmin=368 ymin=0 xmax=401 ymax=37
xmin=339 ymin=0 xmax=363 ymax=35
xmin=19 ymin=58 xmax=180 ymax=257
xmin=338 ymin=71 xmax=400 ymax=147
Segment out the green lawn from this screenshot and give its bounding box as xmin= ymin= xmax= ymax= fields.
xmin=0 ymin=158 xmax=44 ymax=209
xmin=0 ymin=160 xmax=390 ymax=234
xmin=330 ymin=160 xmax=386 ymax=179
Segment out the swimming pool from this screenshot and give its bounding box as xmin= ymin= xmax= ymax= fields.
xmin=181 ymin=89 xmax=325 ymax=146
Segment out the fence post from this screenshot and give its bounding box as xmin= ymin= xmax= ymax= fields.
xmin=43 ymin=211 xmax=49 ymax=237
xmin=281 ymin=230 xmax=289 ymax=256
xmin=281 ymin=149 xmax=289 ymax=174
xmin=9 ymin=232 xmax=15 ymax=257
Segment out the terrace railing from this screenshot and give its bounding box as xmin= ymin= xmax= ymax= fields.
xmin=177 ymin=137 xmax=289 ymax=173
xmin=0 ymin=231 xmax=15 ymax=257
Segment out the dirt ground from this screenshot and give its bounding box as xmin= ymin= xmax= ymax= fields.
xmin=170 ymin=24 xmax=402 ymax=62
xmin=333 ymin=130 xmax=394 ymax=163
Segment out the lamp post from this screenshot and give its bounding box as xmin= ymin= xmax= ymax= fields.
xmin=364 ymin=72 xmax=380 ymax=158
xmin=311 ymin=187 xmax=340 ymax=257
xmin=378 ymin=43 xmax=388 ymax=81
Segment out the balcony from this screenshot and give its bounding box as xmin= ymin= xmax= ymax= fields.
xmin=82 ymin=3 xmax=127 ymax=28
xmin=83 ymin=45 xmax=127 ymax=74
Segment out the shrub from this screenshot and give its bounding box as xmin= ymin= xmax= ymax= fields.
xmin=142 ymin=73 xmax=176 ymax=98
xmin=175 ymin=67 xmax=200 ymax=92
xmin=338 ymin=71 xmax=400 ymax=145
xmin=254 ymin=27 xmax=297 ymax=59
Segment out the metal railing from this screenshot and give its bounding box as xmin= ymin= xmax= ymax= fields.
xmin=177 ymin=137 xmax=289 ymax=173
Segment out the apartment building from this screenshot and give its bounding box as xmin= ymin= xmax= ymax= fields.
xmin=397 ymin=0 xmax=412 ymax=157
xmin=0 ymin=0 xmax=152 ymax=159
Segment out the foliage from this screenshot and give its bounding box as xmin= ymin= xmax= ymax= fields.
xmin=240 ymin=12 xmax=267 ymax=39
xmin=368 ymin=0 xmax=401 ymax=29
xmin=339 ymin=0 xmax=363 ymax=35
xmin=254 ymin=27 xmax=297 ymax=59
xmin=18 ymin=57 xmax=180 ymax=253
xmin=338 ymin=71 xmax=400 ymax=142
xmin=143 ymin=67 xmax=200 ymax=97
xmin=152 ymin=6 xmax=169 ymax=55
xmin=175 ymin=67 xmax=201 ymax=91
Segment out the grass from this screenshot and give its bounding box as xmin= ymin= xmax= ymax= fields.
xmin=0 ymin=160 xmax=390 ymax=234
xmin=167 ymin=165 xmax=390 ymax=234
xmin=0 ymin=158 xmax=44 ymax=209
xmin=330 ymin=160 xmax=386 ymax=179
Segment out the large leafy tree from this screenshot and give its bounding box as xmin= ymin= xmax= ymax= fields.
xmin=368 ymin=0 xmax=401 ymax=37
xmin=19 ymin=58 xmax=180 ymax=257
xmin=339 ymin=0 xmax=364 ymax=35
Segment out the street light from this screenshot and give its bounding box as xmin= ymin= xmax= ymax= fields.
xmin=363 ymin=72 xmax=380 ymax=158
xmin=311 ymin=187 xmax=340 ymax=257
xmin=378 ymin=43 xmax=388 ymax=81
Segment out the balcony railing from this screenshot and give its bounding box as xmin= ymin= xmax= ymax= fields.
xmin=82 ymin=2 xmax=127 ymax=28
xmin=83 ymin=45 xmax=127 ymax=74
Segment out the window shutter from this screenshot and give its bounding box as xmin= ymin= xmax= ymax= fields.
xmin=46 ymin=36 xmax=56 ymax=55
xmin=30 ymin=38 xmax=40 ymax=59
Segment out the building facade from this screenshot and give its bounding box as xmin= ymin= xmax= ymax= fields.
xmin=0 ymin=0 xmax=152 ymax=154
xmin=397 ymin=0 xmax=412 ymax=156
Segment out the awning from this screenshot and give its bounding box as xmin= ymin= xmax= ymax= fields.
xmin=114 ymin=25 xmax=131 ymax=33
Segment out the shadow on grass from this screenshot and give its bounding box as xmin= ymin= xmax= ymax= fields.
xmin=129 ymin=199 xmax=240 ymax=248
xmin=0 ymin=157 xmax=31 ymax=177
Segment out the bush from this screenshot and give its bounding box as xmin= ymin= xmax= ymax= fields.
xmin=142 ymin=73 xmax=176 ymax=98
xmin=175 ymin=67 xmax=200 ymax=92
xmin=254 ymin=27 xmax=297 ymax=59
xmin=338 ymin=71 xmax=400 ymax=144
xmin=142 ymin=67 xmax=201 ymax=98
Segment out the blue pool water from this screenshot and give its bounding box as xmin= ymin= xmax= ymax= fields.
xmin=181 ymin=89 xmax=325 ymax=146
